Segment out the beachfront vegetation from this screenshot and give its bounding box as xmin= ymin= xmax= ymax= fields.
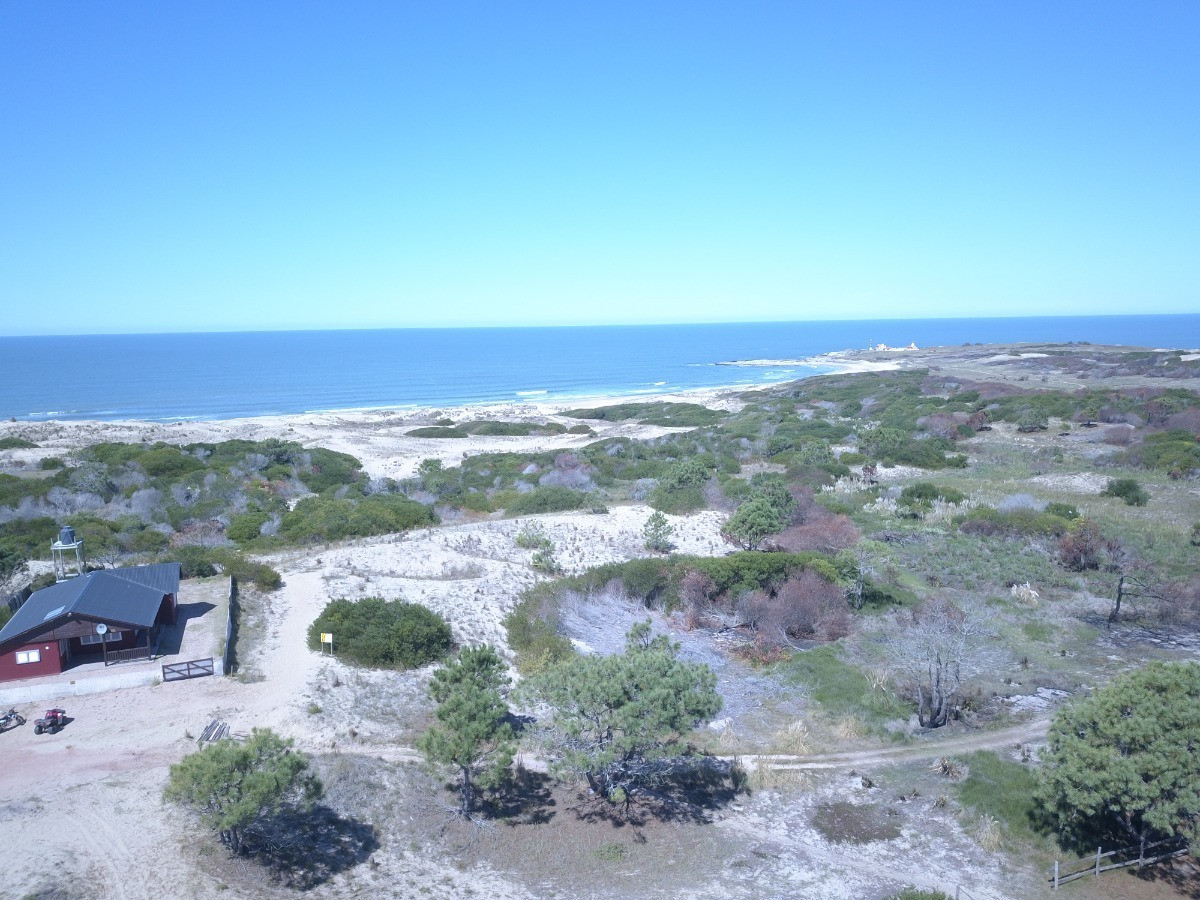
xmin=521 ymin=621 xmax=722 ymax=804
xmin=307 ymin=597 xmax=452 ymax=669
xmin=417 ymin=645 xmax=515 ymax=818
xmin=164 ymin=727 xmax=323 ymax=857
xmin=1038 ymin=662 xmax=1200 ymax=849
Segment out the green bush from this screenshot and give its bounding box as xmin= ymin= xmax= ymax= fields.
xmin=1128 ymin=430 xmax=1200 ymax=478
xmin=406 ymin=426 xmax=469 ymax=438
xmin=165 ymin=547 xmax=282 ymax=590
xmin=0 ymin=437 xmax=37 ymax=450
xmin=515 ymin=525 xmax=553 ymax=550
xmin=280 ymin=494 xmax=436 ymax=542
xmin=561 ymin=402 xmax=725 ymax=427
xmin=299 ymin=447 xmax=364 ymax=493
xmin=503 ymin=587 xmax=575 ymax=674
xmin=958 ymin=506 xmax=1073 ymax=538
xmin=139 ymin=446 xmax=207 ymax=478
xmin=503 ymin=486 xmax=587 ymax=516
xmin=39 ymin=457 xmax=64 ymax=470
xmin=226 ymin=510 xmax=271 ymax=544
xmin=1100 ymin=477 xmax=1150 ymax=507
xmin=648 ymin=458 xmax=710 ymax=514
xmin=307 ymin=597 xmax=451 ymax=669
xmin=899 ymin=482 xmax=967 ymax=508
xmin=1045 ymin=502 xmax=1079 ymax=521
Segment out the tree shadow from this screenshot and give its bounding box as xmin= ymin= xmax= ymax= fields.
xmin=1128 ymin=855 xmax=1200 ymax=898
xmin=479 ymin=765 xmax=557 ymax=825
xmin=249 ymin=804 xmax=379 ymax=890
xmin=573 ymin=756 xmax=744 ymax=828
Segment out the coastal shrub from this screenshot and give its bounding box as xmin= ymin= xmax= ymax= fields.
xmin=227 ymin=510 xmax=272 ymax=544
xmin=503 ymin=486 xmax=588 ymax=516
xmin=530 ymin=548 xmax=561 ymax=574
xmin=166 ymin=547 xmax=282 ymax=590
xmin=561 ymin=402 xmax=725 ymax=427
xmin=280 ymin=494 xmax=436 ymax=543
xmin=1100 ymin=477 xmax=1150 ymax=507
xmin=0 ymin=437 xmax=37 ymax=450
xmin=1126 ymin=430 xmax=1200 ymax=478
xmin=515 ymin=525 xmax=553 ymax=551
xmin=407 ymin=426 xmax=469 ymax=438
xmin=958 ymin=507 xmax=1072 ymax=538
xmin=1045 ymin=502 xmax=1080 ymax=521
xmin=298 ymin=447 xmax=364 ymax=493
xmin=899 ymin=482 xmax=967 ymax=509
xmin=464 ymin=420 xmax=567 ymax=436
xmin=307 ymin=597 xmax=451 ymax=669
xmin=503 ymin=586 xmax=574 ymax=674
xmin=39 ymin=457 xmax=64 ymax=470
xmin=648 ymin=458 xmax=711 ymax=514
xmin=857 ymin=427 xmax=966 ymax=470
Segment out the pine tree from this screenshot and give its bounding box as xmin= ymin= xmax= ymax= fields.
xmin=526 ymin=622 xmax=721 ymax=805
xmin=1038 ymin=661 xmax=1200 ymax=849
xmin=163 ymin=728 xmax=322 ymax=855
xmin=417 ymin=645 xmax=515 ymax=817
xmin=642 ymin=510 xmax=674 ymax=553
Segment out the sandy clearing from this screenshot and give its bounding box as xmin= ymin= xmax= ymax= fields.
xmin=1028 ymin=472 xmax=1110 ymax=494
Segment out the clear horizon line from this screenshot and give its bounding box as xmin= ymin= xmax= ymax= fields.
xmin=2 ymin=310 xmax=1198 ymax=340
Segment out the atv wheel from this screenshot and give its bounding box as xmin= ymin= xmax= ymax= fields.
xmin=34 ymin=724 xmax=43 ymax=734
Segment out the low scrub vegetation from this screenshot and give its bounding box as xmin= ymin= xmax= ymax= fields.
xmin=307 ymin=597 xmax=452 ymax=669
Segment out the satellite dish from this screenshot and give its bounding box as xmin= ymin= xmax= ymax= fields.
xmin=95 ymin=623 xmax=108 ymax=635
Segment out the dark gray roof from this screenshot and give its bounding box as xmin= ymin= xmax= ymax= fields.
xmin=0 ymin=562 xmax=180 ymax=650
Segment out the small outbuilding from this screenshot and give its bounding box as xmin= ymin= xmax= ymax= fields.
xmin=0 ymin=563 xmax=181 ymax=682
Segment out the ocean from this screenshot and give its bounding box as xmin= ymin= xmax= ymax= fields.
xmin=0 ymin=315 xmax=1196 ymax=422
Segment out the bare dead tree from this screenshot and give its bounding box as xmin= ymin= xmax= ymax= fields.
xmin=884 ymin=595 xmax=997 ymax=729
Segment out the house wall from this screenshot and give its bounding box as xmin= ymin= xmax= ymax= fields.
xmin=0 ymin=640 xmax=65 ymax=682
xmin=67 ymin=629 xmax=138 ymax=657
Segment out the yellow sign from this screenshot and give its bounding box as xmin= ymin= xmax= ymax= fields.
xmin=320 ymin=633 xmax=333 ymax=644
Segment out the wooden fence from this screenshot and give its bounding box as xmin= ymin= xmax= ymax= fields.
xmin=1052 ymin=837 xmax=1189 ymax=888
xmin=106 ymin=646 xmax=153 ymax=665
xmin=162 ymin=657 xmax=215 ymax=682
xmin=222 ymin=575 xmax=238 ymax=676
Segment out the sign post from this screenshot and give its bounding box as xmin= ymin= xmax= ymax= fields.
xmin=96 ymin=622 xmax=109 ymax=666
xmin=320 ymin=632 xmax=333 ymax=656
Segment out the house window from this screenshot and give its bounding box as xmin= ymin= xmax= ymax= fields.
xmin=80 ymin=630 xmax=124 ymax=646
xmin=15 ymin=649 xmax=41 ymax=665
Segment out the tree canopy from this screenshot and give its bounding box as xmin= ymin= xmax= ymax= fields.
xmin=525 ymin=622 xmax=721 ymax=804
xmin=417 ymin=645 xmax=515 ymax=817
xmin=1038 ymin=661 xmax=1200 ymax=849
xmin=163 ymin=728 xmax=322 ymax=856
xmin=721 ymin=496 xmax=788 ymax=551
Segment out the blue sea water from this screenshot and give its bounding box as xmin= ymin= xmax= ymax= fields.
xmin=0 ymin=315 xmax=1196 ymax=422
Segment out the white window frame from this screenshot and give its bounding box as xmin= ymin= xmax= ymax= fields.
xmin=80 ymin=630 xmax=124 ymax=646
xmin=15 ymin=649 xmax=41 ymax=665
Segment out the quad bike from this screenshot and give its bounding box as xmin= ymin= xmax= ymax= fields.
xmin=0 ymin=707 xmax=25 ymax=731
xmin=34 ymin=708 xmax=66 ymax=735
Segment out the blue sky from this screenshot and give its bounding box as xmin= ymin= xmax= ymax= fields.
xmin=1 ymin=2 xmax=1197 ymax=335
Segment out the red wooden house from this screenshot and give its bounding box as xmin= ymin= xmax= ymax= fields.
xmin=0 ymin=563 xmax=180 ymax=682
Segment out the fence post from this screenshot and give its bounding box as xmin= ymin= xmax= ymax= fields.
xmin=1054 ymin=860 xmax=1059 ymax=890
xmin=1095 ymin=846 xmax=1101 ymax=877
